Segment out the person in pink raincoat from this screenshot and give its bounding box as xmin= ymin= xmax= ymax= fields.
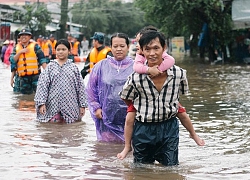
xmin=4 ymin=40 xmax=14 ymax=66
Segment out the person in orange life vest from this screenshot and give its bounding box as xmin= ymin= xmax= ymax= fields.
xmin=36 ymin=35 xmax=44 ymax=49
xmin=72 ymin=36 xmax=80 ymax=56
xmin=42 ymin=37 xmax=52 ymax=63
xmin=80 ymin=32 xmax=112 ymax=79
xmin=48 ymin=34 xmax=57 ymax=60
xmin=67 ymin=34 xmax=74 ymax=50
xmin=9 ymin=29 xmax=47 ymax=94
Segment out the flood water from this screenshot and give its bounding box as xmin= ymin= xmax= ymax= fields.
xmin=0 ymin=57 xmax=250 ymax=180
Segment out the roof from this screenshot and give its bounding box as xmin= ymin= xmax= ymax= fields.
xmin=0 ymin=3 xmax=22 ymax=11
xmin=0 ymin=4 xmax=17 ymax=10
xmin=232 ymin=0 xmax=250 ymax=29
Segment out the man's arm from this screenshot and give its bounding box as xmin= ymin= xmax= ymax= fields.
xmin=35 ymin=44 xmax=47 ymax=69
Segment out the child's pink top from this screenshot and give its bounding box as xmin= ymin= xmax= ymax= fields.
xmin=133 ymin=52 xmax=175 ymax=74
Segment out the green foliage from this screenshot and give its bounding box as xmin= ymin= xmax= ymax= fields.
xmin=134 ymin=0 xmax=233 ymax=56
xmin=71 ymin=0 xmax=148 ymax=38
xmin=13 ymin=3 xmax=51 ymax=35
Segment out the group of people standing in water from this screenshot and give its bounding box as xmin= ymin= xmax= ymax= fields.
xmin=9 ymin=25 xmax=205 ymax=166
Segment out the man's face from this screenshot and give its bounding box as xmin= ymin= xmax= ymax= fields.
xmin=92 ymin=39 xmax=98 ymax=47
xmin=142 ymin=37 xmax=165 ymax=67
xmin=20 ymin=34 xmax=31 ymax=44
xmin=50 ymin=37 xmax=54 ymax=42
xmin=68 ymin=36 xmax=72 ymax=41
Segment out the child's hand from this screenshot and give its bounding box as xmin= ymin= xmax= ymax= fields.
xmin=95 ymin=108 xmax=103 ymax=119
xmin=190 ymin=134 xmax=205 ymax=146
xmin=136 ymin=44 xmax=143 ymax=55
xmin=80 ymin=107 xmax=85 ymax=117
xmin=39 ymin=104 xmax=46 ymax=114
xmin=148 ymin=66 xmax=162 ymax=77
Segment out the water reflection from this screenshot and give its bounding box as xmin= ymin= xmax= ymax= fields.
xmin=11 ymin=94 xmax=35 ymax=112
xmin=1 ymin=60 xmax=250 ymax=179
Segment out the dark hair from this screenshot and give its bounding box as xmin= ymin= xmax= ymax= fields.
xmin=139 ymin=30 xmax=166 ymax=50
xmin=110 ymin=33 xmax=129 ymax=47
xmin=55 ymin=39 xmax=71 ymax=50
xmin=135 ymin=25 xmax=158 ymax=37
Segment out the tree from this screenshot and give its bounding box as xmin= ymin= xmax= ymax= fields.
xmin=59 ymin=0 xmax=68 ymax=39
xmin=13 ymin=3 xmax=51 ymax=37
xmin=134 ymin=0 xmax=233 ymax=61
xmin=71 ymin=0 xmax=148 ymax=39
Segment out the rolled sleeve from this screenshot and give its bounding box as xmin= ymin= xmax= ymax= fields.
xmin=179 ymin=69 xmax=189 ymax=95
xmin=119 ymin=75 xmax=136 ymax=101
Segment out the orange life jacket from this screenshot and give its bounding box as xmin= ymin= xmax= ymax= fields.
xmin=42 ymin=41 xmax=50 ymax=57
xmin=48 ymin=40 xmax=57 ymax=55
xmin=69 ymin=41 xmax=73 ymax=55
xmin=16 ymin=42 xmax=39 ymax=77
xmin=72 ymin=41 xmax=80 ymax=56
xmin=89 ymin=47 xmax=111 ymax=71
xmin=37 ymin=41 xmax=44 ymax=49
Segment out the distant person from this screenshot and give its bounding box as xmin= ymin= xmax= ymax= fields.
xmin=81 ymin=36 xmax=89 ymax=55
xmin=34 ymin=39 xmax=87 ymax=123
xmin=67 ymin=34 xmax=75 ymax=60
xmin=36 ymin=35 xmax=44 ymax=49
xmin=72 ymin=36 xmax=81 ymax=56
xmin=80 ymin=32 xmax=112 ymax=79
xmin=48 ymin=34 xmax=57 ymax=60
xmin=3 ymin=40 xmax=14 ymax=66
xmin=1 ymin=40 xmax=9 ymax=62
xmin=42 ymin=37 xmax=52 ymax=63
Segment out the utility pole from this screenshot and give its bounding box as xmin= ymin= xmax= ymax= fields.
xmin=59 ymin=0 xmax=68 ymax=39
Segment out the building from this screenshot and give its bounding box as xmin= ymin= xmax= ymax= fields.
xmin=0 ymin=0 xmax=133 ymax=6
xmin=0 ymin=0 xmax=79 ymax=6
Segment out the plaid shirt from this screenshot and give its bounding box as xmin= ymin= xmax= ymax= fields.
xmin=120 ymin=65 xmax=189 ymax=123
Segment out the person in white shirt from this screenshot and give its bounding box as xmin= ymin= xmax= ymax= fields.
xmin=81 ymin=36 xmax=89 ymax=55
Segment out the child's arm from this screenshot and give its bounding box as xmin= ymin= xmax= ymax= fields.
xmin=133 ymin=53 xmax=148 ymax=74
xmin=133 ymin=52 xmax=175 ymax=77
xmin=157 ymin=52 xmax=175 ymax=72
xmin=117 ymin=102 xmax=136 ymax=160
xmin=177 ymin=103 xmax=205 ymax=146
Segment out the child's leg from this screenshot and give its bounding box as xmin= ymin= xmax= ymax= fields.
xmin=117 ymin=111 xmax=135 ymax=160
xmin=177 ymin=112 xmax=205 ymax=146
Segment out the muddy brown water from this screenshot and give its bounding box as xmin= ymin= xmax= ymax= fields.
xmin=0 ymin=58 xmax=249 ymax=180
